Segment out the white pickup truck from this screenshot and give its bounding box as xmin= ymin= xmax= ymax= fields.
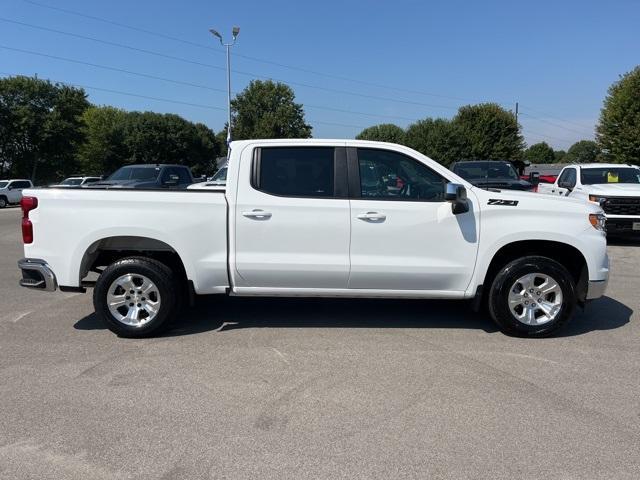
xmin=537 ymin=163 xmax=640 ymax=236
xmin=18 ymin=140 xmax=609 ymax=338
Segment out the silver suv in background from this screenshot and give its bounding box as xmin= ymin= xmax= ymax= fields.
xmin=51 ymin=176 xmax=102 ymax=188
xmin=0 ymin=179 xmax=34 ymax=208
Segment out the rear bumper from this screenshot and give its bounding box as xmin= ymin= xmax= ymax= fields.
xmin=18 ymin=258 xmax=57 ymax=291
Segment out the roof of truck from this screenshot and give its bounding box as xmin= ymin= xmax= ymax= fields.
xmin=573 ymin=163 xmax=639 ymax=169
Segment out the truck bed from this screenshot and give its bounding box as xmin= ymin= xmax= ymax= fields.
xmin=23 ymin=188 xmax=229 ymax=294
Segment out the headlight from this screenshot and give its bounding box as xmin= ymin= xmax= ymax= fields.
xmin=589 ymin=194 xmax=607 ymax=205
xmin=589 ymin=213 xmax=607 ymax=232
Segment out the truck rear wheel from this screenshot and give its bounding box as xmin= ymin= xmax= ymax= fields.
xmin=488 ymin=256 xmax=576 ymax=337
xmin=93 ymin=257 xmax=178 ymax=338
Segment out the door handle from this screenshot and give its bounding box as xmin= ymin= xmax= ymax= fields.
xmin=242 ymin=209 xmax=272 ymax=219
xmin=356 ymin=211 xmax=386 ymax=221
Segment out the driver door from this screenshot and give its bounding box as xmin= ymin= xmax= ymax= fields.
xmin=348 ymin=147 xmax=479 ymax=293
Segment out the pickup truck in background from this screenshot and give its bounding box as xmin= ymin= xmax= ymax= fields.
xmin=0 ymin=179 xmax=33 ymax=208
xmin=50 ymin=176 xmax=103 ymax=188
xmin=450 ymin=160 xmax=536 ymax=191
xmin=90 ymin=164 xmax=194 ymax=189
xmin=18 ymin=140 xmax=609 ymax=338
xmin=537 ymin=163 xmax=640 ymax=236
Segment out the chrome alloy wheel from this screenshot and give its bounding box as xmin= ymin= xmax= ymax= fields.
xmin=507 ymin=273 xmax=563 ymax=326
xmin=106 ymin=274 xmax=161 ymax=327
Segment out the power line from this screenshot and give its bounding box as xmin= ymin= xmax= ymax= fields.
xmin=0 ymin=72 xmax=227 ymax=111
xmin=0 ymin=46 xmax=425 ymax=123
xmin=519 ymin=104 xmax=596 ymax=130
xmin=0 ymin=45 xmax=227 ymax=93
xmin=20 ymin=0 xmax=489 ymax=104
xmin=519 ymin=112 xmax=594 ymax=136
xmin=0 ymin=17 xmax=466 ymax=112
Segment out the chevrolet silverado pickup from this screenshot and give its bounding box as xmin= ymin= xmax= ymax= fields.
xmin=538 ymin=163 xmax=640 ymax=236
xmin=18 ymin=140 xmax=609 ymax=338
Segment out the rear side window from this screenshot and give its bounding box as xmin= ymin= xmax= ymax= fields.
xmin=14 ymin=181 xmax=31 ymax=188
xmin=256 ymin=147 xmax=335 ymax=197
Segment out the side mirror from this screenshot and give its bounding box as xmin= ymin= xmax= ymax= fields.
xmin=163 ymin=174 xmax=179 ymax=186
xmin=445 ymin=183 xmax=469 ymax=215
xmin=558 ymin=180 xmax=573 ymax=190
xmin=528 ymin=171 xmax=540 ymax=186
xmin=6 ymin=185 xmax=12 ymax=190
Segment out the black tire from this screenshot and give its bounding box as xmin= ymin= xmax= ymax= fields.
xmin=93 ymin=256 xmax=179 ymax=338
xmin=488 ymin=256 xmax=577 ymax=338
xmin=0 ymin=196 xmax=7 ymax=208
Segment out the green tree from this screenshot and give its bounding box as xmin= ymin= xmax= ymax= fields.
xmin=230 ymin=80 xmax=311 ymax=139
xmin=0 ymin=75 xmax=89 ymax=183
xmin=77 ymin=106 xmax=128 ymax=175
xmin=405 ymin=118 xmax=466 ymax=166
xmin=453 ymin=103 xmax=524 ymax=160
xmin=356 ymin=124 xmax=406 ymax=144
xmin=120 ymin=111 xmax=219 ymax=176
xmin=524 ymin=142 xmax=556 ymax=164
xmin=597 ymin=66 xmax=640 ymax=164
xmin=79 ymin=108 xmax=220 ymax=177
xmin=565 ymin=140 xmax=600 ymax=163
xmin=554 ymin=150 xmax=567 ymax=163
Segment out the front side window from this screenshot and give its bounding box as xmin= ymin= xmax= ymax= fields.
xmin=357 ymin=148 xmax=446 ymax=201
xmin=558 ymin=168 xmax=576 ymax=188
xmin=257 ymin=147 xmax=335 ymax=197
xmin=581 ymin=167 xmax=640 ymax=185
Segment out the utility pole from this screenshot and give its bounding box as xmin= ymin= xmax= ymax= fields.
xmin=209 ymin=26 xmax=240 ymax=148
xmin=515 ymin=102 xmax=519 ymax=126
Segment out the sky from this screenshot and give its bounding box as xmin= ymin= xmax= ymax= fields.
xmin=1 ymin=0 xmax=639 ymax=150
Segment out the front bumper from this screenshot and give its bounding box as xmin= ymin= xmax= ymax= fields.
xmin=18 ymin=258 xmax=57 ymax=291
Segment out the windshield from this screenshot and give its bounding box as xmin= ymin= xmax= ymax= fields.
xmin=211 ymin=167 xmax=227 ymax=182
xmin=581 ymin=167 xmax=640 ymax=185
xmin=0 ymin=181 xmax=8 ymax=189
xmin=454 ymin=162 xmax=519 ymax=181
xmin=108 ymin=167 xmax=160 ymax=181
xmin=60 ymin=178 xmax=83 ymax=186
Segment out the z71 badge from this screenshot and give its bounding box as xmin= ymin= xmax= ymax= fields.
xmin=488 ymin=199 xmax=519 ymax=206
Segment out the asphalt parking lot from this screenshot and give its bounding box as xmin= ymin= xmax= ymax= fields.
xmin=1 ymin=206 xmax=639 ymax=480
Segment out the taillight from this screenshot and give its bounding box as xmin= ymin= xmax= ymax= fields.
xmin=20 ymin=196 xmax=38 ymax=244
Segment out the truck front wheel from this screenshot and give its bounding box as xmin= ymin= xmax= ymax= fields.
xmin=93 ymin=257 xmax=178 ymax=338
xmin=488 ymin=256 xmax=577 ymax=337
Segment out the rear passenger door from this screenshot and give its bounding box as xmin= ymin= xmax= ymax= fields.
xmin=234 ymin=146 xmax=351 ymax=290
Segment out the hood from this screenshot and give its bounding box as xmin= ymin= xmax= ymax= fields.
xmin=587 ymin=183 xmax=640 ymax=196
xmin=471 ymin=185 xmax=600 ymax=211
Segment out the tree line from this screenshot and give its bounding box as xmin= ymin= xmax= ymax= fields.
xmin=1 ymin=66 xmax=638 ymax=184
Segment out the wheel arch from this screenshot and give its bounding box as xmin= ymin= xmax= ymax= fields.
xmin=79 ymin=235 xmax=189 ymax=286
xmin=481 ymin=240 xmax=589 ymax=303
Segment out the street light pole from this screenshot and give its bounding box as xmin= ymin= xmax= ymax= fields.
xmin=209 ymin=26 xmax=240 ymax=147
